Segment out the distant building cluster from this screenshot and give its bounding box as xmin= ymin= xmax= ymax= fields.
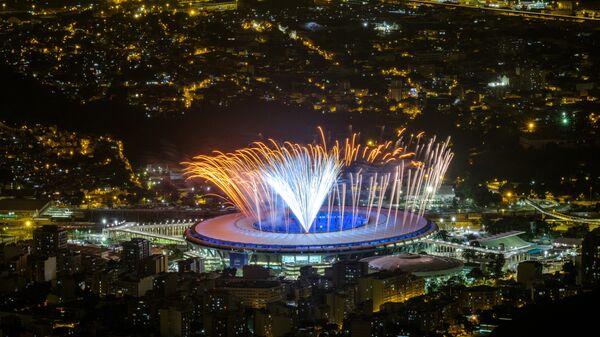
xmin=1 ymin=0 xmax=598 ymax=123
xmin=1 ymin=222 xmax=599 ymax=336
xmin=0 ymin=122 xmax=140 ymax=205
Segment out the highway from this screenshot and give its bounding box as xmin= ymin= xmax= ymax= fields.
xmin=523 ymin=199 xmax=600 ymax=224
xmin=405 ymin=0 xmax=600 ymax=22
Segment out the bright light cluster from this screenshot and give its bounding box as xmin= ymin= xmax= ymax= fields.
xmin=184 ymin=129 xmax=453 ymax=233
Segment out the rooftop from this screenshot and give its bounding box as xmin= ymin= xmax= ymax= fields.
xmin=362 ymin=253 xmax=463 ymax=277
xmin=186 ymin=211 xmax=435 ymax=253
xmin=474 ymin=231 xmax=533 ymax=251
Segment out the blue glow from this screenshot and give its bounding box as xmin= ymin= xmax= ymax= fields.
xmin=253 ymin=211 xmax=368 ymax=233
xmin=186 ymin=221 xmax=434 ymax=252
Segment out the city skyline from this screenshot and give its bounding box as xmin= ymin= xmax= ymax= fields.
xmin=1 ymin=1 xmax=600 ymax=337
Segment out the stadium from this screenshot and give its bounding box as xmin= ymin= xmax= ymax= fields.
xmin=183 ymin=130 xmax=452 ymax=275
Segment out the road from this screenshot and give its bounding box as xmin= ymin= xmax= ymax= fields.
xmin=405 ymin=0 xmax=600 ymax=22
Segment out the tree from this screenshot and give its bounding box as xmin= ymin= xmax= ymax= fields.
xmin=462 ymin=249 xmax=477 ymax=263
xmin=564 ymin=224 xmax=589 ymax=238
xmin=438 ymin=230 xmax=450 ymax=241
xmin=456 ymin=176 xmax=502 ymax=207
xmin=467 ymin=267 xmax=485 ymax=281
xmin=485 ymin=216 xmax=544 ymax=240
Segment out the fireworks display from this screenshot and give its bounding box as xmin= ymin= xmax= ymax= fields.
xmin=184 ymin=129 xmax=453 ymax=233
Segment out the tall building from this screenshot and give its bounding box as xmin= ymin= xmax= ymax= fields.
xmin=121 ymin=238 xmax=151 ymax=272
xmin=27 ymin=255 xmax=57 ymax=282
xmin=517 ymin=261 xmax=543 ymax=288
xmin=160 ymin=305 xmax=192 ymax=337
xmin=153 ymin=273 xmax=178 ymax=297
xmin=582 ymin=228 xmax=600 ymax=285
xmin=514 ymin=66 xmax=546 ymax=92
xmin=204 ymin=312 xmax=247 ymax=337
xmin=57 ymin=250 xmax=82 ymax=275
xmin=144 ymin=254 xmax=168 ymax=275
xmin=218 ymin=279 xmax=284 ymax=309
xmin=389 ymin=79 xmax=406 ymax=102
xmin=326 ymin=260 xmax=368 ymax=288
xmin=253 ymin=304 xmax=294 ymax=337
xmin=459 ymin=285 xmax=502 ymax=313
xmin=178 ymin=256 xmax=205 ymax=273
xmin=358 ymin=271 xmax=424 ymax=312
xmin=117 ymin=275 xmax=154 ymax=297
xmin=203 ymin=290 xmax=247 ymax=337
xmin=130 ymin=299 xmax=153 ymax=331
xmin=326 ymin=291 xmax=353 ymax=327
xmin=32 ymin=225 xmax=67 ymax=257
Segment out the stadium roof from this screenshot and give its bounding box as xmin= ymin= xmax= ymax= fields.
xmin=474 ymin=231 xmax=533 ymax=251
xmin=186 ymin=211 xmax=436 ymax=253
xmin=362 ymin=253 xmax=463 ymax=277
